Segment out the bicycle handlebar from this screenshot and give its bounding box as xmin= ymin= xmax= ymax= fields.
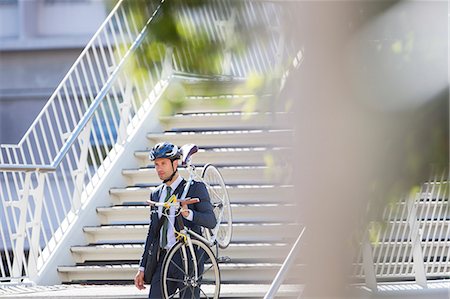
xmin=146 ymin=198 xmax=200 ymax=208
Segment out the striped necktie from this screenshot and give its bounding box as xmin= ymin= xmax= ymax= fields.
xmin=160 ymin=186 xmax=172 ymax=248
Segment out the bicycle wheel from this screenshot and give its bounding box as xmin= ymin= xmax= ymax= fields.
xmin=161 ymin=239 xmax=221 ymax=299
xmin=201 ymin=164 xmax=232 ymax=249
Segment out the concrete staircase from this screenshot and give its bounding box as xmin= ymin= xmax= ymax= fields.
xmin=56 ymin=78 xmax=301 ymax=297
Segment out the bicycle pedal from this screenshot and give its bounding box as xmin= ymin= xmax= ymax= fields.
xmin=217 ymin=256 xmax=231 ymax=263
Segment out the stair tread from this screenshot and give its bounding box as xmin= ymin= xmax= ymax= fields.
xmin=98 ymin=203 xmax=296 ymax=210
xmin=72 ymin=241 xmax=289 ymax=249
xmin=110 ymin=184 xmax=293 ymax=190
xmin=59 ymin=262 xmax=290 ymax=270
xmin=150 ymin=129 xmax=292 ymax=134
xmin=135 ymin=146 xmax=290 ymax=154
xmin=84 ymin=222 xmax=298 ymax=229
xmin=162 ymin=111 xmax=290 ymax=117
xmin=123 ymin=165 xmax=267 ymax=172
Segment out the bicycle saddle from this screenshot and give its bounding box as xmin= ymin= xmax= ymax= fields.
xmin=180 ymin=144 xmax=198 ymax=166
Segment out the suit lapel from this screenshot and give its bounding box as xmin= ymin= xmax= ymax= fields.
xmin=172 ymin=179 xmax=187 ymax=200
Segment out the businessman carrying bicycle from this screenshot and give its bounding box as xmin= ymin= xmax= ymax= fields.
xmin=134 ymin=141 xmax=217 ymax=298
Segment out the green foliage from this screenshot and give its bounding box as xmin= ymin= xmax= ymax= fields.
xmin=121 ymin=0 xmax=275 ymax=114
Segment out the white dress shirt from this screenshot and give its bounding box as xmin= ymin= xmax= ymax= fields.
xmin=159 ymin=176 xmax=193 ymax=250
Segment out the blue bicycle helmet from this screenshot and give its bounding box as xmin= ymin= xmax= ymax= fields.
xmin=149 ymin=142 xmax=181 ymax=161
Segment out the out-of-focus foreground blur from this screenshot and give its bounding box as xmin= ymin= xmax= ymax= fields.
xmin=282 ymin=1 xmax=448 ymax=298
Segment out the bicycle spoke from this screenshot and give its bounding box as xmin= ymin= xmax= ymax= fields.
xmin=170 ymin=284 xmax=190 ymax=299
xmin=180 ymin=285 xmax=187 ymax=298
xmin=166 ymin=276 xmax=185 ymax=283
xmin=200 ymin=286 xmax=211 ymax=299
xmin=170 ymin=257 xmax=188 ymax=275
xmin=202 ymin=263 xmax=214 ymax=274
xmin=208 ymin=186 xmax=224 ymax=200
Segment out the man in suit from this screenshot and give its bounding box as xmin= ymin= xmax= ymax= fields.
xmin=134 ymin=142 xmax=217 ymax=298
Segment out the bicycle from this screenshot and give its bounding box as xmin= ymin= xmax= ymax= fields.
xmin=147 ymin=144 xmax=232 ymax=299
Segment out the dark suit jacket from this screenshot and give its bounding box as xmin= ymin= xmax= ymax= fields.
xmin=139 ymin=179 xmax=216 ymax=268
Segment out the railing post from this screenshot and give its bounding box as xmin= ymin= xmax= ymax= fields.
xmin=117 ymin=79 xmax=133 ymax=145
xmin=9 ymin=172 xmax=32 ymax=281
xmin=26 ymin=172 xmax=46 ymax=280
xmin=217 ymin=9 xmax=236 ymax=76
xmin=407 ymin=194 xmax=427 ymax=288
xmin=71 ymin=119 xmax=93 ymax=211
xmin=362 ymin=232 xmax=377 ymax=292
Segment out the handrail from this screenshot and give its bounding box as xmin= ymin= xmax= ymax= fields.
xmin=0 ymin=0 xmax=165 ymax=172
xmin=264 ymin=227 xmax=306 ymax=299
xmin=0 ymin=165 xmax=55 ymax=172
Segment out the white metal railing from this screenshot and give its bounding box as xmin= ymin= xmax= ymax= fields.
xmin=172 ymin=1 xmax=292 ymax=78
xmin=0 ymin=0 xmax=168 ymax=282
xmin=264 ymin=227 xmax=306 ymax=299
xmin=0 ymin=0 xmax=295 ymax=284
xmin=355 ymin=170 xmax=450 ymax=290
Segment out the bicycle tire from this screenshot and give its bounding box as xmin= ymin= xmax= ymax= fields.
xmin=161 ymin=239 xmax=221 ymax=299
xmin=201 ymin=164 xmax=232 ymax=249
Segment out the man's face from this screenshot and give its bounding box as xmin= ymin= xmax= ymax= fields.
xmin=154 ymin=158 xmax=178 ymax=181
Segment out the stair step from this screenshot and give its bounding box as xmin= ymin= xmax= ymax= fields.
xmin=82 ymin=222 xmax=300 ymax=244
xmin=57 ymin=263 xmax=303 ymax=284
xmin=160 ymin=112 xmax=291 ymax=131
xmin=97 ymin=203 xmax=298 ymax=225
xmin=70 ymin=242 xmax=291 ymax=264
xmin=122 ymin=166 xmax=286 ymax=185
xmin=179 ymin=95 xmax=252 ymax=113
xmin=177 ymin=76 xmax=252 ymax=97
xmin=134 ymin=146 xmax=291 ymax=167
xmin=109 ymin=185 xmax=294 ymax=205
xmin=147 ymin=129 xmax=293 ymax=148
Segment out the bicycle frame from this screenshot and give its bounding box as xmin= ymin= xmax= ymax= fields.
xmin=150 ymin=162 xmax=216 ymax=286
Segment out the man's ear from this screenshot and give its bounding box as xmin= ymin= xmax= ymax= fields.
xmin=173 ymin=159 xmax=179 ymax=168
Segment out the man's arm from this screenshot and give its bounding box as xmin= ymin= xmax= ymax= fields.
xmin=135 ymin=190 xmax=158 ymax=290
xmin=186 ymin=182 xmax=217 ymax=229
xmin=138 ymin=190 xmax=158 ymax=269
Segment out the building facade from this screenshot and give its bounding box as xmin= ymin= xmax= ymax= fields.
xmin=0 ymin=0 xmax=112 ymax=144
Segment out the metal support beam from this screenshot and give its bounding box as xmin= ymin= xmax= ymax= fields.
xmin=10 ymin=172 xmax=32 ymax=282
xmin=26 ymin=172 xmax=46 ymax=280
xmin=161 ymin=47 xmax=173 ymax=79
xmin=117 ymin=79 xmax=133 ymax=145
xmin=71 ymin=120 xmax=93 ymax=211
xmin=407 ymin=194 xmax=427 ymax=288
xmin=217 ymin=10 xmax=236 ymax=76
xmin=362 ymin=232 xmax=377 ymax=292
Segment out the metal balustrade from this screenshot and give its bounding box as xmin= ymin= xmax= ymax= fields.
xmin=0 ymin=0 xmax=293 ymax=284
xmin=0 ymin=0 xmax=167 ymax=283
xmin=355 ymin=171 xmax=450 ymax=290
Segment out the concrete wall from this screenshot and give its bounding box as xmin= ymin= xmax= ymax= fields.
xmin=0 ymin=0 xmax=114 ymax=145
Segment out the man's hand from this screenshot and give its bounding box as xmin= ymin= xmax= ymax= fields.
xmin=180 ymin=197 xmax=198 ymax=218
xmin=181 ymin=202 xmax=190 ymax=218
xmin=134 ymin=270 xmax=146 ymax=290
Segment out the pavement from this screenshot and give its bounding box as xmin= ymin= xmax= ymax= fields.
xmin=0 ymin=284 xmax=303 ymax=299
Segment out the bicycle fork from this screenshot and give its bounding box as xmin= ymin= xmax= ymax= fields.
xmin=182 ymin=232 xmax=200 ymax=287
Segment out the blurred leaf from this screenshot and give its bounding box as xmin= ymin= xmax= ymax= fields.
xmin=391 ymin=40 xmax=402 ymax=54
xmin=368 ymin=221 xmax=382 ymax=246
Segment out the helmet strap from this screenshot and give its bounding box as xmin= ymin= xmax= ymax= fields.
xmin=163 ymin=160 xmax=178 ymax=184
